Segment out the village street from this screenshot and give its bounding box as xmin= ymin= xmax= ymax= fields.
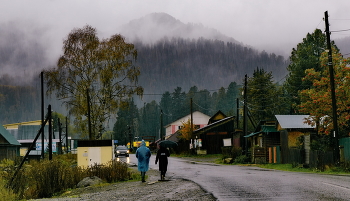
xmin=127 ymin=154 xmax=350 ymax=200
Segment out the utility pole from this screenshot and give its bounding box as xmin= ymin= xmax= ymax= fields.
xmin=48 ymin=105 xmax=52 ymax=160
xmin=128 ymin=125 xmax=132 ymax=151
xmin=41 ymin=72 xmax=45 ymax=159
xmin=243 ymin=75 xmax=248 ymax=155
xmin=58 ymin=118 xmax=62 ymax=154
xmin=160 ymin=109 xmax=163 ymax=140
xmin=324 ymin=11 xmax=340 ymax=163
xmin=236 ymin=98 xmax=240 ymax=128
xmin=86 ymin=89 xmax=92 ymax=140
xmin=66 ymin=116 xmax=69 ymax=153
xmin=190 ymin=98 xmax=193 ymax=137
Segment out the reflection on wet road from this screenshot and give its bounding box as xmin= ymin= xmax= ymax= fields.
xmin=116 ymin=156 xmax=129 ymax=163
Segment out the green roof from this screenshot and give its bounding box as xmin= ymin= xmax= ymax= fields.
xmin=261 ymin=125 xmax=277 ymax=132
xmin=0 ymin=125 xmax=21 ymax=145
xmin=244 ymin=125 xmax=278 ymax=138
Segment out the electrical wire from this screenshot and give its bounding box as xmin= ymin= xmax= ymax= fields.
xmin=331 ymin=28 xmax=350 ymax=33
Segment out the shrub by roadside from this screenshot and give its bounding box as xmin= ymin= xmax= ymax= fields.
xmin=0 ymin=154 xmax=131 ymax=200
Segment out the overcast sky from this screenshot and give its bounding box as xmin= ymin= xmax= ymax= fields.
xmin=1 ymin=0 xmax=350 ymax=59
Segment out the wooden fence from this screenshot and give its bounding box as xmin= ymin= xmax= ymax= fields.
xmin=286 ymin=148 xmax=334 ymax=169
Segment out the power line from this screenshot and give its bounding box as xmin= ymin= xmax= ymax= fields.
xmin=192 ymin=101 xmax=214 ymax=112
xmin=330 ymin=28 xmax=350 ymax=33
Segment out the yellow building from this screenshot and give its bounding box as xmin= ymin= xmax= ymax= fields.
xmin=77 ymin=140 xmax=113 ymax=168
xmin=3 ymin=120 xmax=42 ymax=129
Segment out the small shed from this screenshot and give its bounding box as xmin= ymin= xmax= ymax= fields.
xmin=0 ymin=124 xmax=21 ymax=160
xmin=77 ymin=140 xmax=113 ymax=168
xmin=275 ymin=115 xmax=316 ymax=164
xmin=244 ymin=121 xmax=280 ymax=163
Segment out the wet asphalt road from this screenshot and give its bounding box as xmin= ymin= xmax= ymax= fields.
xmin=126 ymin=154 xmax=350 ymax=201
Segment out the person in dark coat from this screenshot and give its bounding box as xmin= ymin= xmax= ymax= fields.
xmin=136 ymin=140 xmax=151 ymax=182
xmin=155 ymin=144 xmax=170 ymax=180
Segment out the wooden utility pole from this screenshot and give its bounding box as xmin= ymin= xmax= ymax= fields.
xmin=243 ymin=75 xmax=248 ymax=155
xmin=86 ymin=89 xmax=92 ymax=140
xmin=160 ymin=109 xmax=163 ymax=140
xmin=48 ymin=105 xmax=53 ymax=160
xmin=324 ymin=11 xmax=340 ymax=163
xmin=41 ymin=72 xmax=45 ymax=159
xmin=236 ymin=98 xmax=240 ymax=128
xmin=128 ymin=125 xmax=132 ymax=150
xmin=58 ymin=118 xmax=62 ymax=154
xmin=66 ymin=116 xmax=69 ymax=153
xmin=190 ymin=98 xmax=193 ymax=137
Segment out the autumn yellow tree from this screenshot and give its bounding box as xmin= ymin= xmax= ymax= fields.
xmin=298 ymin=46 xmax=350 ymax=136
xmin=179 ymin=118 xmax=195 ymax=140
xmin=44 ymin=25 xmax=143 ymax=139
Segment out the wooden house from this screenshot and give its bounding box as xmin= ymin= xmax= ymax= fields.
xmin=275 ymin=115 xmax=316 ymax=165
xmin=245 ymin=115 xmax=317 ymax=164
xmin=164 ymin=111 xmax=210 ymax=138
xmin=0 ymin=124 xmax=21 ymax=160
xmin=244 ymin=120 xmax=280 ymax=163
xmin=194 ymin=111 xmax=236 ymax=154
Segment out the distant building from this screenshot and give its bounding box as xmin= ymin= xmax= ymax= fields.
xmin=0 ymin=124 xmax=21 ymax=160
xmin=164 ymin=111 xmax=210 ymax=137
xmin=194 ymin=111 xmax=236 ymax=154
xmin=3 ymin=120 xmax=64 ymax=158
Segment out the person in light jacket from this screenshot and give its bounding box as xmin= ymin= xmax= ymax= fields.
xmin=155 ymin=144 xmax=170 ymax=180
xmin=136 ymin=140 xmax=151 ymax=182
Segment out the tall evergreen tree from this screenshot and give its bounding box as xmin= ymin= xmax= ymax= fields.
xmin=160 ymin=91 xmax=172 ymax=125
xmin=113 ymin=99 xmax=139 ymax=145
xmin=284 ymin=29 xmax=337 ymax=113
xmin=226 ymin=82 xmax=240 ymax=115
xmin=196 ymin=89 xmax=212 ymax=116
xmin=139 ymin=100 xmax=160 ymax=139
xmin=246 ymin=68 xmax=277 ymax=121
xmin=171 ymin=87 xmax=187 ymax=120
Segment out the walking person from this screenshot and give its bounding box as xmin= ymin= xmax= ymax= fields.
xmin=155 ymin=144 xmax=170 ymax=180
xmin=136 ymin=140 xmax=151 ymax=182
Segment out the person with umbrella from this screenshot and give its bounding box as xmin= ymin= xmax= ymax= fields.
xmin=155 ymin=143 xmax=170 ymax=180
xmin=136 ymin=140 xmax=151 ymax=182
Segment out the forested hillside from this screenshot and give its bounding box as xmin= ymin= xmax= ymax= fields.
xmin=135 ymin=37 xmax=288 ymax=99
xmin=0 ymin=85 xmax=40 ymax=124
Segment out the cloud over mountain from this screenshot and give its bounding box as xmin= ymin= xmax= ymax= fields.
xmin=119 ymin=13 xmax=239 ymax=44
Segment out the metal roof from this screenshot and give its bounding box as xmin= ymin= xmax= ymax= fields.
xmin=275 ymin=115 xmax=315 ymax=129
xmin=194 ymin=116 xmax=235 ymax=133
xmin=0 ymin=125 xmax=21 ymax=145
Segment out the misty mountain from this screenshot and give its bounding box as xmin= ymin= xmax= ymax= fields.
xmin=119 ymin=12 xmax=240 ymax=45
xmin=0 ymin=22 xmax=51 ymax=83
xmin=134 ymin=37 xmax=287 ymax=98
xmin=120 ymin=13 xmax=288 ymax=100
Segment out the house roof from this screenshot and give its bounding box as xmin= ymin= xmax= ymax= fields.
xmin=0 ymin=125 xmax=21 ymax=145
xmin=165 ymin=130 xmax=181 ymax=142
xmin=208 ymin=110 xmax=227 ymax=124
xmin=3 ymin=120 xmax=42 ymax=129
xmin=164 ymin=111 xmax=210 ymax=128
xmin=275 ymin=115 xmax=315 ymax=129
xmin=194 ymin=116 xmax=235 ymax=134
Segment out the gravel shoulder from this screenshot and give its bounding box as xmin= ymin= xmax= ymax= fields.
xmin=33 ymin=164 xmax=217 ymax=201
